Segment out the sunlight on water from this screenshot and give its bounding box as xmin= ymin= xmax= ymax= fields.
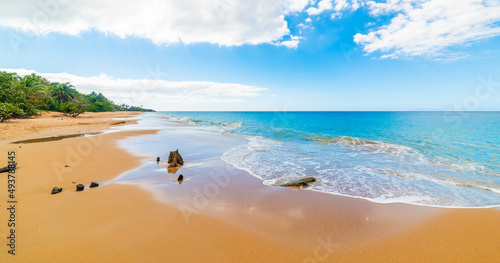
xmin=158 ymin=111 xmax=500 ymax=208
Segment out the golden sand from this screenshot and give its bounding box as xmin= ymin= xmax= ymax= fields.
xmin=0 ymin=111 xmax=139 ymax=143
xmin=0 ymin=112 xmax=499 ymax=262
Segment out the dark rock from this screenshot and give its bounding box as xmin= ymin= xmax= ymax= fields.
xmin=89 ymin=182 xmax=99 ymax=188
xmin=178 ymin=174 xmax=184 ymax=181
xmin=156 ymin=157 xmax=160 ymax=163
xmin=0 ymin=163 xmax=16 ymax=174
xmin=76 ymin=184 xmax=85 ymax=191
xmin=65 ymin=165 xmax=70 ymax=167
xmin=279 ymin=177 xmax=316 ymax=188
xmin=168 ymin=149 xmax=184 ymax=168
xmin=51 ymin=187 xmax=62 ymax=194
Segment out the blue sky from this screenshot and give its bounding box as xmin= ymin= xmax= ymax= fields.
xmin=1 ymin=0 xmax=500 ymax=111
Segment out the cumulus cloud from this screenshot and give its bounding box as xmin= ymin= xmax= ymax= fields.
xmin=365 ymin=0 xmax=420 ymax=16
xmin=306 ymin=0 xmax=360 ymax=18
xmin=2 ymin=68 xmax=266 ymax=109
xmin=354 ymin=0 xmax=500 ymax=59
xmin=275 ymin=35 xmax=304 ymax=48
xmin=0 ymin=0 xmax=311 ymax=47
xmin=307 ymin=0 xmax=334 ymax=15
xmin=3 ymin=0 xmax=498 ymax=60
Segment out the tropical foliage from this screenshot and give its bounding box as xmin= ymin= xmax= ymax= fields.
xmin=0 ymin=71 xmax=153 ymax=122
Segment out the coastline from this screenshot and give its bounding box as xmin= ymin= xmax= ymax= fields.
xmin=0 ymin=111 xmax=140 ymax=144
xmin=0 ymin=112 xmax=499 ymax=262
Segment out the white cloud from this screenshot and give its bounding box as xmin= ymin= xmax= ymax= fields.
xmin=2 ymin=68 xmax=266 ymax=110
xmin=275 ymin=35 xmax=304 ymax=48
xmin=3 ymin=0 xmax=497 ymax=61
xmin=307 ymin=0 xmax=334 ymax=15
xmin=355 ymin=0 xmax=500 ymax=59
xmin=365 ymin=0 xmax=420 ymax=16
xmin=0 ymin=0 xmax=311 ymax=47
xmin=306 ymin=0 xmax=360 ymax=17
xmin=285 ymin=0 xmax=315 ymax=13
xmin=297 ymin=21 xmax=314 ymax=30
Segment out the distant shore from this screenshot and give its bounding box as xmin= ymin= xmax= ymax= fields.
xmin=0 ymin=112 xmax=499 ymax=262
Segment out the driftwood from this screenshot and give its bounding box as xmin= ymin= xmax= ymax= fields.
xmin=168 ymin=150 xmax=184 ymax=168
xmin=0 ymin=163 xmax=16 ymax=173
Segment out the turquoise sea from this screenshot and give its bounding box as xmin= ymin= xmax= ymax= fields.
xmin=156 ymin=111 xmax=500 ymax=208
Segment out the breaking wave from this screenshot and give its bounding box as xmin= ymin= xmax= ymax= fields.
xmin=157 ymin=111 xmax=500 ymax=208
xmin=222 ymin=135 xmax=500 ymax=208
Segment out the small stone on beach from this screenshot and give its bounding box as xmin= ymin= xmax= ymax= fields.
xmin=51 ymin=187 xmax=62 ymax=194
xmin=278 ymin=177 xmax=316 ymax=188
xmin=76 ymin=184 xmax=85 ymax=191
xmin=89 ymin=182 xmax=99 ymax=188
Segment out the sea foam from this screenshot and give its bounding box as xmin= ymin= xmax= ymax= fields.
xmin=159 ymin=111 xmax=500 ymax=208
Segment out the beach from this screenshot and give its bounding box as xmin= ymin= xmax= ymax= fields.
xmin=1 ymin=112 xmax=500 ymax=262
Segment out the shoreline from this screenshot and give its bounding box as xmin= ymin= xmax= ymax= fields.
xmin=0 ymin=111 xmax=141 ymax=144
xmin=0 ymin=112 xmax=499 ymax=262
xmin=142 ymin=113 xmax=500 ymax=210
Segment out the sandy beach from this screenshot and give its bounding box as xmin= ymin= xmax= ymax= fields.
xmin=1 ymin=112 xmax=500 ymax=262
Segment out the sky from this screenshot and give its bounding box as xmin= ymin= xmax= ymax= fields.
xmin=1 ymin=0 xmax=500 ymax=111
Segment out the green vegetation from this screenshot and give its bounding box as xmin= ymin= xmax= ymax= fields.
xmin=0 ymin=102 xmax=24 ymax=122
xmin=0 ymin=71 xmax=154 ymax=122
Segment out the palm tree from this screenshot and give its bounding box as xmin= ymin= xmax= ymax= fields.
xmin=51 ymin=82 xmax=78 ymax=103
xmin=20 ymin=74 xmax=51 ymax=103
xmin=20 ymin=74 xmax=41 ymax=89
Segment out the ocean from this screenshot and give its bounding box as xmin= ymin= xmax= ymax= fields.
xmin=155 ymin=111 xmax=500 ymax=208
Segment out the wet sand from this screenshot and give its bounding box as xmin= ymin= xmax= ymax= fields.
xmin=0 ymin=111 xmax=139 ymax=143
xmin=0 ymin=112 xmax=499 ymax=262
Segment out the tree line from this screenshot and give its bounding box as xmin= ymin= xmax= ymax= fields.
xmin=0 ymin=71 xmax=154 ymax=122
